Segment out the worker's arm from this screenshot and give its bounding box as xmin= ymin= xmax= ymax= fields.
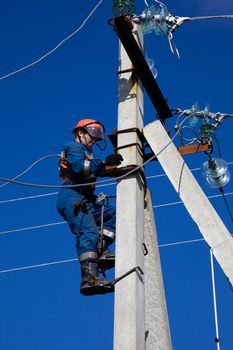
xmin=65 ymin=142 xmax=104 ymax=176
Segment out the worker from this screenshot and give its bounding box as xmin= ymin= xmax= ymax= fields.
xmin=56 ymin=119 xmax=123 ymax=296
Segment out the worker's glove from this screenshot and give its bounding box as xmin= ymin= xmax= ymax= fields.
xmin=104 ymin=154 xmax=123 ymax=166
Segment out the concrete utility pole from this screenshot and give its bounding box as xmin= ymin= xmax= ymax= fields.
xmin=144 ymin=189 xmax=172 ymax=350
xmin=114 ymin=21 xmax=172 ymax=349
xmin=114 ymin=22 xmax=145 ymax=350
xmin=144 ymin=120 xmax=233 ymax=286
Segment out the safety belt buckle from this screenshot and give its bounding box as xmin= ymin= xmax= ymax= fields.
xmin=97 ymin=192 xmax=108 ymax=203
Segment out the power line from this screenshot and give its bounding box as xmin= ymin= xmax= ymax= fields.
xmin=0 ymin=0 xmax=103 ymax=81
xmin=0 ymin=258 xmax=78 ymax=274
xmin=0 ymin=192 xmax=59 ymax=204
xmin=210 ymin=249 xmax=221 ymax=350
xmin=0 ymin=154 xmax=59 ymax=189
xmin=0 ymin=110 xmax=231 ymax=194
xmin=158 ymin=237 xmax=205 ymax=248
xmin=0 ymin=191 xmax=233 ymax=236
xmin=154 ymin=190 xmax=233 ymax=226
xmin=1 ymin=162 xmax=232 ymax=205
xmin=0 ymin=180 xmax=116 ymax=205
xmin=153 ymin=192 xmax=233 ymax=208
xmin=0 ymin=221 xmax=66 ymax=235
xmin=2 ymin=234 xmax=233 ymax=274
xmin=219 ymin=188 xmax=233 ymax=223
xmin=0 ymin=237 xmax=207 ymax=274
xmin=0 ymin=115 xmax=191 ymax=189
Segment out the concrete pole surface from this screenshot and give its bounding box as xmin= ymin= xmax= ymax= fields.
xmin=144 ymin=190 xmax=173 ymax=350
xmin=144 ymin=120 xmax=233 ymax=286
xmin=114 ymin=23 xmax=145 ymax=350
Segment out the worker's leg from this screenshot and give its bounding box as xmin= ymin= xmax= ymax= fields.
xmin=57 ymin=188 xmax=99 ymax=256
xmin=79 ymin=251 xmax=114 ymax=296
xmin=57 ymin=188 xmax=114 ymax=295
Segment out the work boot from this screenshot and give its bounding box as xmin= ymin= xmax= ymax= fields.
xmin=97 ymin=237 xmax=115 ymax=270
xmin=80 ymin=260 xmax=114 ymax=296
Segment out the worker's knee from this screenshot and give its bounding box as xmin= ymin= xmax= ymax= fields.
xmin=76 ymin=231 xmax=99 ymax=256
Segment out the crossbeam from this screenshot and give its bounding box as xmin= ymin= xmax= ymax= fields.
xmin=113 ymin=16 xmax=172 ymax=120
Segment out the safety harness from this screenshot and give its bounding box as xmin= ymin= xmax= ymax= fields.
xmin=59 ymin=149 xmax=95 ymax=183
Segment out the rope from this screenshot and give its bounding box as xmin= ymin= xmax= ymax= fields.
xmin=210 ymin=250 xmax=221 ymax=350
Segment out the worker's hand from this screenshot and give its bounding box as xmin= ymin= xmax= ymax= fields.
xmin=104 ymin=154 xmax=123 ymax=166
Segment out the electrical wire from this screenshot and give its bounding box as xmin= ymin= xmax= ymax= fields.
xmin=0 ymin=219 xmax=229 ymax=350
xmin=1 ymin=163 xmax=233 ymax=205
xmin=0 ymin=221 xmax=66 ymax=235
xmin=0 ymin=0 xmax=103 ymax=81
xmin=179 ymin=126 xmax=199 ymax=146
xmin=0 ymin=192 xmax=59 ymax=205
xmin=1 ymin=191 xmax=233 ymax=236
xmin=190 ymin=15 xmax=233 ymax=22
xmin=210 ymin=249 xmax=221 ymax=350
xmin=1 ymin=233 xmax=233 ymax=275
xmin=153 ymin=192 xmax=233 ymax=208
xmin=0 ymin=116 xmax=189 ymax=189
xmin=0 ymin=113 xmax=231 ymax=193
xmin=144 ymin=0 xmax=164 ymax=8
xmin=0 ymin=237 xmax=208 ymax=274
xmin=0 ymin=258 xmax=78 ymax=274
xmin=0 ymin=154 xmax=59 ymax=189
xmin=219 ymin=188 xmax=233 ymax=223
xmin=4 ymin=232 xmax=233 ymax=276
xmin=153 ymin=200 xmax=183 ymax=208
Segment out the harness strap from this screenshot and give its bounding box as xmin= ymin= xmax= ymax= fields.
xmin=102 ymin=229 xmax=115 ymax=241
xmin=83 ymin=159 xmax=91 ymax=178
xmin=59 ymin=149 xmax=94 ymax=181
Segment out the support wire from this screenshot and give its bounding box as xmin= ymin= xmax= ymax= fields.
xmin=219 ymin=188 xmax=233 ymax=224
xmin=210 ymin=249 xmax=221 ymax=350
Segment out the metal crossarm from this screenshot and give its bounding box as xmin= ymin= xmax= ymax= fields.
xmin=113 ymin=15 xmax=172 ymax=120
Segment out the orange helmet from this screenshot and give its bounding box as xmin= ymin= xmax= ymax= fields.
xmin=72 ymin=119 xmax=105 ymax=140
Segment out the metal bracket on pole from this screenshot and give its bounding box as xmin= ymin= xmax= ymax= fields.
xmin=108 ymin=266 xmax=144 ymax=287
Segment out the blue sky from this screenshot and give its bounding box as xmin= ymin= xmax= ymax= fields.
xmin=0 ymin=1 xmax=233 ymax=349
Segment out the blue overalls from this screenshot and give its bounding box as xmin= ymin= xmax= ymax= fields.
xmin=56 ymin=141 xmax=116 ymax=258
